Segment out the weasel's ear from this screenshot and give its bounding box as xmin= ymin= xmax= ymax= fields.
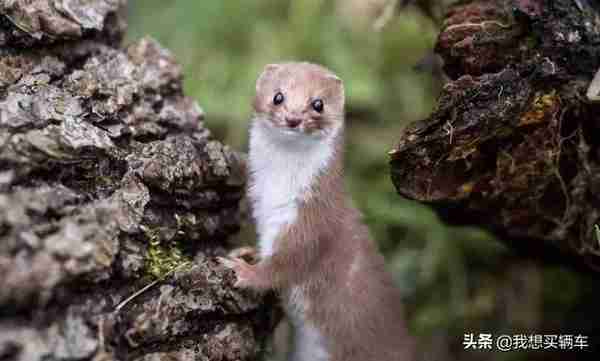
xmin=327 ymin=73 xmax=344 ymax=100
xmin=323 ymin=73 xmax=345 ymax=110
xmin=326 ymin=74 xmax=344 ymax=94
xmin=256 ymin=63 xmax=280 ymax=92
xmin=263 ymin=64 xmax=280 ymax=73
xmin=326 ymin=74 xmax=342 ymax=84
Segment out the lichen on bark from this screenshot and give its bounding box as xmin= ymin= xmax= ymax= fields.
xmin=0 ymin=1 xmax=275 ymax=360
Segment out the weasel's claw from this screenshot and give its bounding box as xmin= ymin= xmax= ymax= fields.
xmin=228 ymin=246 xmax=258 ymax=262
xmin=217 ymin=256 xmax=254 ymax=288
xmin=217 ymin=256 xmax=238 ymax=270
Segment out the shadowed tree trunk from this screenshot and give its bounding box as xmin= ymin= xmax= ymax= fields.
xmin=390 ymin=0 xmax=600 ymax=272
xmin=0 ymin=1 xmax=276 ymax=360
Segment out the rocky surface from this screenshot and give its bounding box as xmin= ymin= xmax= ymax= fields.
xmin=0 ymin=1 xmax=275 ymax=360
xmin=0 ymin=0 xmax=126 ymax=47
xmin=390 ymin=0 xmax=600 ymax=272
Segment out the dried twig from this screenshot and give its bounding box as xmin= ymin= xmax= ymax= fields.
xmin=114 ymin=261 xmax=192 ymax=313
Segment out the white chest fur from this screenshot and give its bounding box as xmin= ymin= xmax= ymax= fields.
xmin=287 ymin=286 xmax=330 ymax=361
xmin=249 ymin=119 xmax=336 ymax=361
xmin=248 ymin=120 xmax=336 ymax=258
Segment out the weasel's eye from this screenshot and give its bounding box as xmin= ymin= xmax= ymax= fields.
xmin=311 ymin=99 xmax=324 ymax=113
xmin=273 ymin=92 xmax=285 ymax=106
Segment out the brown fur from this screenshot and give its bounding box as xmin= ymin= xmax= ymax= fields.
xmin=222 ymin=62 xmax=415 ymax=361
xmin=250 ymin=133 xmax=414 ymax=360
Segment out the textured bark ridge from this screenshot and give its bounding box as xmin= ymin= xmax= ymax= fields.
xmin=0 ymin=1 xmax=275 ymax=360
xmin=390 ymin=0 xmax=600 ymax=271
xmin=0 ymin=0 xmax=126 ymax=47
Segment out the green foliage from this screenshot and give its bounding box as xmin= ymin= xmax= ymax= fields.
xmin=142 ymin=226 xmax=191 ymax=279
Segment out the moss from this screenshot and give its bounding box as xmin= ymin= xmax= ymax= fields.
xmin=519 ymin=90 xmax=559 ymax=126
xmin=523 ymin=33 xmax=540 ymax=49
xmin=142 ymin=226 xmax=192 ymax=279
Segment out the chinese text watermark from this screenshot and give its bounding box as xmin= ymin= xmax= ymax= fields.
xmin=463 ymin=333 xmax=589 ymax=351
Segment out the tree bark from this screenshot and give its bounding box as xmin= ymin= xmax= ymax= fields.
xmin=390 ymin=0 xmax=600 ymax=273
xmin=0 ymin=1 xmax=276 ymax=360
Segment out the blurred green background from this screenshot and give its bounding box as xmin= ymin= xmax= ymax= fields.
xmin=127 ymin=1 xmax=599 ymax=360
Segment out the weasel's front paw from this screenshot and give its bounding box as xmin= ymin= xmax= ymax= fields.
xmin=227 ymin=246 xmax=258 ymax=263
xmin=217 ymin=256 xmax=259 ymax=289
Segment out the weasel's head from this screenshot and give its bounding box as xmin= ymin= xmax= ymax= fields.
xmin=253 ymin=62 xmax=345 ymax=139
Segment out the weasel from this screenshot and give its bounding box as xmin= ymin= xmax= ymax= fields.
xmin=219 ymin=62 xmax=415 ymax=361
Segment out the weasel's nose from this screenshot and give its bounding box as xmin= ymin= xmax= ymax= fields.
xmin=285 ymin=117 xmax=302 ymax=128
